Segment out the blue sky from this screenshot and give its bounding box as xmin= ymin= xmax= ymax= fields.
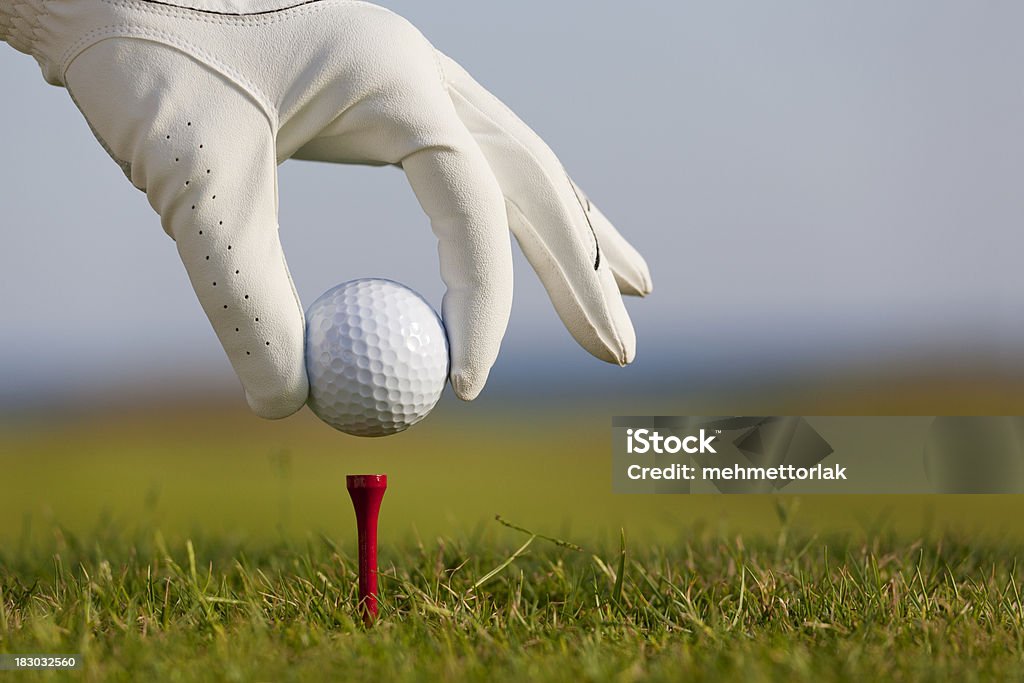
xmin=2 ymin=1 xmax=1022 ymax=405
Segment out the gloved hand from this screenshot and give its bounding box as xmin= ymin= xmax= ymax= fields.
xmin=1 ymin=0 xmax=652 ymax=419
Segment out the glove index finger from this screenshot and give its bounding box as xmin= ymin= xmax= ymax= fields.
xmin=569 ymin=179 xmax=653 ymax=298
xmin=401 ymin=134 xmax=514 ymax=401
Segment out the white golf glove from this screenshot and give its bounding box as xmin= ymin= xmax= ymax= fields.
xmin=1 ymin=0 xmax=652 ymax=419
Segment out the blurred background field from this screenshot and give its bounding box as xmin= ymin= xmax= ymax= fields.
xmin=5 ymin=369 xmax=1024 ymax=553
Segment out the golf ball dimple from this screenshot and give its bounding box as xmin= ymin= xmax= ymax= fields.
xmin=305 ymin=279 xmax=449 ymax=437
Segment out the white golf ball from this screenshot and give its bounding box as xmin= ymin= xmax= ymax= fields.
xmin=305 ymin=279 xmax=449 ymax=437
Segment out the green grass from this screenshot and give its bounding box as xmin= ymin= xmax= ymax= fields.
xmin=5 ymin=402 xmax=1024 ymax=679
xmin=3 ymin=509 xmax=1024 ymax=681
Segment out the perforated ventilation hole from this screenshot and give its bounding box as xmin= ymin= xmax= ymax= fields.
xmin=255 ymin=317 xmax=260 ymax=322
xmin=212 ymin=282 xmax=217 ymax=286
xmin=191 ymin=205 xmax=196 ymax=210
xmin=199 ymin=230 xmax=203 ymax=235
xmin=244 ymin=295 xmax=248 ymax=300
xmin=166 ymin=135 xmax=170 ymax=140
xmin=185 ymin=181 xmax=190 ymax=186
xmin=175 ymin=158 xmax=179 ymax=162
xmin=227 ymin=245 xmax=232 ymax=250
xmin=199 ymin=144 xmax=204 ymax=149
xmin=235 ymin=270 xmax=239 ymax=275
xmin=212 ymin=195 xmax=217 ymax=200
xmin=235 ymin=328 xmax=239 ymax=332
xmin=223 ymin=305 xmax=228 ymax=309
xmin=187 ymin=122 xmax=192 ymax=126
xmin=219 ymin=221 xmax=223 ymax=225
xmin=205 ymin=256 xmax=210 ymax=261
xmin=266 ymin=341 xmax=270 ymax=346
xmin=246 ymin=351 xmax=250 ymax=356
xmin=206 ymin=169 xmax=211 ymax=174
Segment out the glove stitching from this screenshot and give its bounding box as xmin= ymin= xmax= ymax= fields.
xmin=98 ymin=0 xmax=358 ymax=27
xmin=567 ymin=173 xmax=601 ymax=271
xmin=137 ymin=0 xmax=325 ymax=17
xmin=449 ymin=86 xmax=603 ymax=273
xmin=506 ymin=199 xmax=627 ymax=364
xmin=61 ymin=28 xmax=277 ymax=127
xmin=432 ymin=48 xmax=447 ymax=90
